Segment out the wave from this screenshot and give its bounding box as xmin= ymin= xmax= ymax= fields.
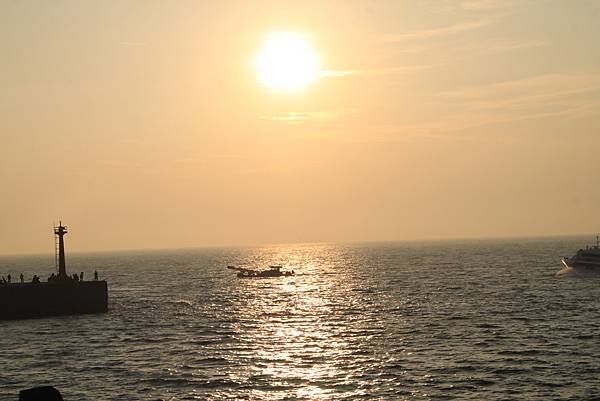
xmin=556 ymin=266 xmax=600 ymax=278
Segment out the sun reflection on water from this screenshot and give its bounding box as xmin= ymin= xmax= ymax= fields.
xmin=220 ymin=244 xmax=375 ymax=399
xmin=3 ymin=240 xmax=589 ymax=400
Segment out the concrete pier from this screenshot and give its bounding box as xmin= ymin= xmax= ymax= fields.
xmin=0 ymin=222 xmax=109 ymax=320
xmin=0 ymin=281 xmax=108 ymax=320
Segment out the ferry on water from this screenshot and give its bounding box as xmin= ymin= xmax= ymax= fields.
xmin=561 ymin=235 xmax=600 ymax=270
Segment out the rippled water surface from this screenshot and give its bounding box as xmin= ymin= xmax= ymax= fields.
xmin=1 ymin=238 xmax=600 ymax=400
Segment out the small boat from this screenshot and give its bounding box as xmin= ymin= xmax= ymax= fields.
xmin=561 ymin=235 xmax=600 ymax=270
xmin=227 ymin=265 xmax=295 ymax=278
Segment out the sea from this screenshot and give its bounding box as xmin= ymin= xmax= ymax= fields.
xmin=1 ymin=236 xmax=599 ymax=401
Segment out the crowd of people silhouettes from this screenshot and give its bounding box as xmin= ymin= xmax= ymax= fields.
xmin=1 ymin=271 xmax=100 ymax=284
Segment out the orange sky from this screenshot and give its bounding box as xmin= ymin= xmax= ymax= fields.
xmin=2 ymin=1 xmax=600 ymax=254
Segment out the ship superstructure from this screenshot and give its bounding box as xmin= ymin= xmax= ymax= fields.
xmin=561 ymin=236 xmax=600 ymax=270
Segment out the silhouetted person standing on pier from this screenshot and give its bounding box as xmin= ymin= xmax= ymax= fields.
xmin=80 ymin=272 xmax=84 ymax=281
xmin=7 ymin=274 xmax=11 ymax=283
xmin=20 ymin=273 xmax=24 ymax=283
xmin=94 ymin=270 xmax=98 ymax=281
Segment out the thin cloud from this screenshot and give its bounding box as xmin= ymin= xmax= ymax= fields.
xmin=320 ymin=70 xmax=360 ymax=78
xmin=320 ymin=64 xmax=439 ymax=78
xmin=460 ymin=0 xmax=510 ymax=10
xmin=335 ymin=72 xmax=600 ymax=144
xmin=261 ymin=111 xmax=334 ymax=123
xmin=96 ymin=159 xmax=143 ymax=168
xmin=171 ymin=157 xmax=205 ymax=166
xmin=119 ymin=41 xmax=147 ymax=47
xmin=471 ymin=38 xmax=546 ymax=53
xmin=428 ymin=72 xmax=600 ymax=130
xmin=374 ymin=19 xmax=491 ymax=43
xmin=437 ymin=72 xmax=600 ymax=101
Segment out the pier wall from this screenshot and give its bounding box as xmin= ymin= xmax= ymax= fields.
xmin=0 ymin=281 xmax=108 ymax=320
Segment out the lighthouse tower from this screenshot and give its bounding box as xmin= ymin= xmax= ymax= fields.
xmin=54 ymin=222 xmax=69 ymax=280
xmin=0 ymin=222 xmax=108 ymax=319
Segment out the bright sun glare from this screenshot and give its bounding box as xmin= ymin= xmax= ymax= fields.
xmin=255 ymin=32 xmax=321 ymax=92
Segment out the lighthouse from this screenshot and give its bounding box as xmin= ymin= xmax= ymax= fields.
xmin=0 ymin=222 xmax=108 ymax=319
xmin=54 ymin=222 xmax=69 ymax=280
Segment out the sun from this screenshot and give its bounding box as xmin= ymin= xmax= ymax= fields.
xmin=254 ymin=32 xmax=321 ymax=92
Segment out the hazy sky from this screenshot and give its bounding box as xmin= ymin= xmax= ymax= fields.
xmin=2 ymin=0 xmax=600 ymax=254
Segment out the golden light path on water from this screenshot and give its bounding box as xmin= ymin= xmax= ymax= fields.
xmin=2 ymin=238 xmax=600 ymax=400
xmin=228 ymin=245 xmax=355 ymax=400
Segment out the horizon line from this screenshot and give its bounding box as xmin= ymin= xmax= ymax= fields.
xmin=0 ymin=231 xmax=597 ymax=257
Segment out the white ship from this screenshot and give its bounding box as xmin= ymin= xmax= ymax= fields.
xmin=561 ymin=236 xmax=600 ymax=270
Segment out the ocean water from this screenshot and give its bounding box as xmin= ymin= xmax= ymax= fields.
xmin=1 ymin=237 xmax=599 ymax=401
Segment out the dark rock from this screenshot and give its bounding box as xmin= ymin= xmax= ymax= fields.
xmin=19 ymin=386 xmax=64 ymax=401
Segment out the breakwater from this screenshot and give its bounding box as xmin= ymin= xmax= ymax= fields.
xmin=0 ymin=281 xmax=107 ymax=320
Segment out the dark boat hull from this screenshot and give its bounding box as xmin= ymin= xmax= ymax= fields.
xmin=237 ymin=272 xmax=294 ymax=278
xmin=0 ymin=281 xmax=108 ymax=320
